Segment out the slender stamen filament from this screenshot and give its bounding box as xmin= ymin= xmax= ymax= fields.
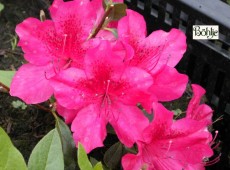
xmin=204 ymin=154 xmax=221 ymax=166
xmin=101 ymin=80 xmax=112 ymax=107
xmin=210 ymin=130 xmax=218 ymax=146
xmin=62 ymin=34 xmax=68 ymax=55
xmin=164 ymin=140 xmax=173 ymax=157
xmin=105 ymin=80 xmax=111 ymax=95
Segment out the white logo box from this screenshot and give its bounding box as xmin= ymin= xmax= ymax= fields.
xmin=193 ymin=25 xmax=219 ymax=40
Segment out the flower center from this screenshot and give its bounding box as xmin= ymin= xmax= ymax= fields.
xmin=101 ymin=80 xmax=111 ymax=107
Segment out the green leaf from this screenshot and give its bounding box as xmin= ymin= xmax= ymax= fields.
xmin=172 ymin=109 xmax=183 ymax=116
xmin=0 ymin=3 xmax=4 ymax=12
xmin=93 ymin=162 xmax=103 ymax=170
xmin=77 ymin=143 xmax=93 ymax=170
xmin=103 ymin=142 xmax=123 ymax=169
xmin=12 ymin=100 xmax=27 ymax=110
xmin=109 ymin=3 xmax=127 ymax=21
xmin=0 ymin=70 xmax=16 ymax=88
xmin=55 ymin=117 xmax=77 ymax=170
xmin=28 ymin=129 xmax=64 ymax=170
xmin=90 ymin=157 xmax=99 ymax=167
xmin=0 ymin=127 xmax=27 ymax=170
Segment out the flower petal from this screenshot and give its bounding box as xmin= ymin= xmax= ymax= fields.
xmin=150 ymin=66 xmax=188 ymax=101
xmin=71 ymin=104 xmax=107 ymax=153
xmin=118 ymin=9 xmax=146 ymax=41
xmin=186 ymin=84 xmax=213 ymax=125
xmin=142 ymin=103 xmax=174 ymax=142
xmin=187 ymin=84 xmax=206 ymax=115
xmin=146 ymin=28 xmax=187 ymax=69
xmin=56 ymin=102 xmax=78 ymax=124
xmin=122 ymin=154 xmax=143 ymax=170
xmin=50 ymin=68 xmax=90 ymax=109
xmin=119 ymin=67 xmax=154 ymax=109
xmin=84 ymin=41 xmax=125 ymax=80
xmin=10 ymin=64 xmax=54 ymax=104
xmin=109 ymin=103 xmax=149 ymax=147
xmin=16 ymin=18 xmax=55 ymax=65
xmin=49 ymin=0 xmax=95 ymax=37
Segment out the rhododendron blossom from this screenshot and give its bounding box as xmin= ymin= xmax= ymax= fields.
xmin=51 ymin=41 xmax=154 ymax=152
xmin=10 ymin=0 xmax=107 ymax=104
xmin=122 ymin=85 xmax=214 ymax=170
xmin=118 ymin=10 xmax=188 ymax=101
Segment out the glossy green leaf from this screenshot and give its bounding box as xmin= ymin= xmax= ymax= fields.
xmin=109 ymin=3 xmax=127 ymax=21
xmin=93 ymin=162 xmax=103 ymax=170
xmin=0 ymin=3 xmax=4 ymax=12
xmin=28 ymin=129 xmax=64 ymax=170
xmin=0 ymin=70 xmax=16 ymax=88
xmin=77 ymin=143 xmax=93 ymax=170
xmin=0 ymin=127 xmax=27 ymax=170
xmin=103 ymin=142 xmax=123 ymax=169
xmin=55 ymin=117 xmax=77 ymax=170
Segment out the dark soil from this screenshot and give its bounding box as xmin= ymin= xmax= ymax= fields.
xmin=0 ymin=0 xmax=227 ymax=169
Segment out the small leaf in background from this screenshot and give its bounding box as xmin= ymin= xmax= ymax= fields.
xmin=90 ymin=157 xmax=104 ymax=170
xmin=103 ymin=142 xmax=123 ymax=169
xmin=10 ymin=35 xmax=18 ymax=51
xmin=78 ymin=143 xmax=93 ymax=170
xmin=0 ymin=3 xmax=4 ymax=12
xmin=55 ymin=117 xmax=77 ymax=170
xmin=0 ymin=70 xmax=16 ymax=88
xmin=28 ymin=129 xmax=64 ymax=170
xmin=93 ymin=162 xmax=103 ymax=170
xmin=172 ymin=109 xmax=183 ymax=116
xmin=12 ymin=100 xmax=27 ymax=110
xmin=109 ymin=3 xmax=127 ymax=21
xmin=90 ymin=157 xmax=99 ymax=167
xmin=0 ymin=127 xmax=27 ymax=170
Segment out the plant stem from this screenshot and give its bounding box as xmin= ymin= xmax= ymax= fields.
xmin=87 ymin=4 xmax=114 ymax=40
xmin=0 ymin=81 xmax=53 ymax=113
xmin=5 ymin=49 xmax=23 ymax=56
xmin=0 ymin=82 xmax=10 ymax=91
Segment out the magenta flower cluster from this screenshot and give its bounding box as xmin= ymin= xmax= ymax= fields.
xmin=10 ymin=0 xmax=216 ymax=169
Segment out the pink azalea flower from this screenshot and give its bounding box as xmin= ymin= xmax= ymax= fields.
xmin=186 ymin=84 xmax=213 ymax=125
xmin=10 ymin=0 xmax=101 ymax=104
xmin=51 ymin=41 xmax=154 ymax=152
xmin=117 ymin=10 xmax=188 ymax=101
xmin=122 ymin=103 xmax=214 ymax=170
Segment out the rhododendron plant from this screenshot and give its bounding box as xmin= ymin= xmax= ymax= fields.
xmin=2 ymin=0 xmax=218 ymax=169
